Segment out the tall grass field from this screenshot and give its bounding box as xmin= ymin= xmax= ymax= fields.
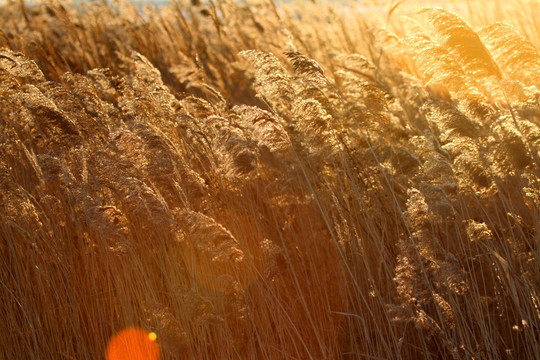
xmin=1 ymin=0 xmax=539 ymax=358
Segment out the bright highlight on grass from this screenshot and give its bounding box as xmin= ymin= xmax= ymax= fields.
xmin=106 ymin=328 xmax=160 ymax=360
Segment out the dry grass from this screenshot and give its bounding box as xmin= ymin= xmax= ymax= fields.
xmin=1 ymin=0 xmax=539 ymax=359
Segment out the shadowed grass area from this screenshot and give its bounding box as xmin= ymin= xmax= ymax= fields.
xmin=1 ymin=0 xmax=539 ymax=358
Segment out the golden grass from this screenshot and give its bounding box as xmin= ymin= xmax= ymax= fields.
xmin=1 ymin=0 xmax=539 ymax=358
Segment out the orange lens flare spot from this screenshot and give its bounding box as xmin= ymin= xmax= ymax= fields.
xmin=106 ymin=328 xmax=160 ymax=360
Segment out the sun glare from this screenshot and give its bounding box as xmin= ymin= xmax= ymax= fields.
xmin=106 ymin=328 xmax=160 ymax=360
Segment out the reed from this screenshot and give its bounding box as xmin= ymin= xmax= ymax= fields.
xmin=1 ymin=0 xmax=539 ymax=358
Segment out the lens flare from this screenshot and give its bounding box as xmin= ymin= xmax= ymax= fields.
xmin=106 ymin=328 xmax=160 ymax=360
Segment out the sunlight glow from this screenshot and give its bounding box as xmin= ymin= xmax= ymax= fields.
xmin=106 ymin=328 xmax=160 ymax=360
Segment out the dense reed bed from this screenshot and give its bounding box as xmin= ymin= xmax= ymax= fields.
xmin=1 ymin=0 xmax=539 ymax=358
